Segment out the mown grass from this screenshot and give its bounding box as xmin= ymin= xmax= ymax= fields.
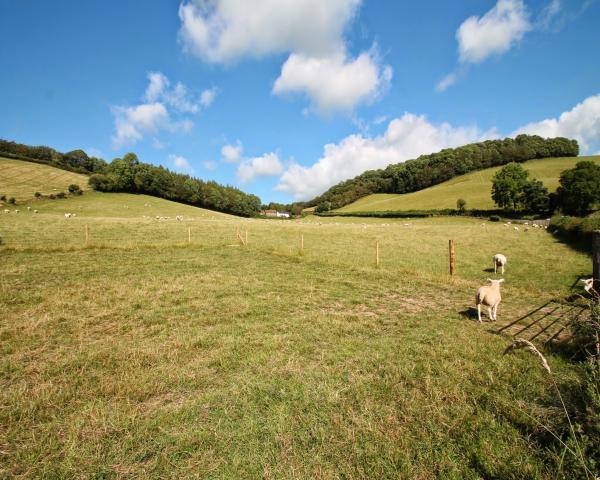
xmin=339 ymin=156 xmax=600 ymax=213
xmin=0 ymin=190 xmax=596 ymax=478
xmin=0 ymin=157 xmax=91 ymax=202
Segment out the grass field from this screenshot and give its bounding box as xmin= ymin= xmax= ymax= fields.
xmin=0 ymin=161 xmax=597 ymax=478
xmin=0 ymin=157 xmax=91 ymax=202
xmin=339 ymin=155 xmax=600 ymax=213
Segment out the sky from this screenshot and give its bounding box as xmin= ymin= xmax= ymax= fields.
xmin=1 ymin=0 xmax=599 ymax=204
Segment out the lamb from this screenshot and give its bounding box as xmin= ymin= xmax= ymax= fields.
xmin=493 ymin=254 xmax=507 ymax=274
xmin=14 ymin=209 xmax=19 ymax=213
xmin=3 ymin=209 xmax=9 ymax=214
xmin=476 ymin=279 xmax=504 ymax=323
xmin=64 ymin=213 xmax=72 ymax=218
xmin=514 ymin=226 xmax=519 ymax=231
xmin=581 ymin=278 xmax=595 ymax=293
xmin=33 ymin=209 xmax=38 ymax=213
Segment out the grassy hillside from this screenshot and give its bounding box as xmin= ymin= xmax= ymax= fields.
xmin=0 ymin=157 xmax=91 ymax=201
xmin=339 ymin=155 xmax=600 ymax=213
xmin=1 ymin=176 xmax=597 ymax=476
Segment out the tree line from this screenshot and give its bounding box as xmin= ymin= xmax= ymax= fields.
xmin=308 ymin=135 xmax=579 ymax=212
xmin=0 ymin=139 xmax=261 ymax=217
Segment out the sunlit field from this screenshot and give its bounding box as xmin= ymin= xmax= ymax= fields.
xmin=338 ymin=155 xmax=600 ymax=213
xmin=0 ymin=191 xmax=594 ymax=478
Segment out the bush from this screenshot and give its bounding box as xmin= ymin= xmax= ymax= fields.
xmin=48 ymin=194 xmax=56 ymax=199
xmin=34 ymin=191 xmax=41 ymax=198
xmin=0 ymin=195 xmax=6 ymax=201
xmin=68 ymin=184 xmax=82 ymax=195
xmin=8 ymin=197 xmax=16 ymax=205
xmin=489 ymin=215 xmax=501 ymax=222
xmin=56 ymin=192 xmax=66 ymax=199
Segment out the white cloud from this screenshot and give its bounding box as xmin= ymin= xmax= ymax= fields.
xmin=200 ymin=87 xmax=218 ymax=107
xmin=203 ymin=160 xmax=217 ymax=170
xmin=112 ymin=72 xmax=214 ymax=148
xmin=178 ymin=0 xmax=391 ymax=113
xmin=178 ymin=0 xmax=361 ymax=63
xmin=435 ymin=72 xmax=458 ymax=93
xmin=111 ymin=103 xmax=170 ymax=148
xmin=273 ymin=51 xmax=392 ymax=113
xmin=457 ymin=0 xmax=532 ymax=64
xmin=276 ymin=113 xmax=495 ymax=200
xmin=221 ymin=141 xmax=243 ymax=163
xmin=514 ymin=93 xmax=600 ymax=152
xmin=237 ymin=152 xmax=284 ymax=183
xmin=538 ymin=0 xmax=561 ymax=29
xmin=170 ymin=154 xmax=195 ymax=174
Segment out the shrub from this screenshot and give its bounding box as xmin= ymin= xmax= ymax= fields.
xmin=34 ymin=192 xmax=42 ymax=198
xmin=48 ymin=194 xmax=56 ymax=199
xmin=489 ymin=215 xmax=501 ymax=222
xmin=8 ymin=197 xmax=16 ymax=204
xmin=56 ymin=192 xmax=66 ymax=199
xmin=0 ymin=195 xmax=6 ymax=201
xmin=68 ymin=184 xmax=82 ymax=195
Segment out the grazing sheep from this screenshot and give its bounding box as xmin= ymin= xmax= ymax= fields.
xmin=3 ymin=209 xmax=9 ymax=214
xmin=493 ymin=254 xmax=507 ymax=274
xmin=503 ymin=223 xmax=509 ymax=227
xmin=476 ymin=279 xmax=504 ymax=323
xmin=33 ymin=209 xmax=38 ymax=214
xmin=514 ymin=226 xmax=519 ymax=231
xmin=581 ymin=278 xmax=595 ymax=293
xmin=64 ymin=213 xmax=72 ymax=218
xmin=176 ymin=215 xmax=183 ymax=221
xmin=27 ymin=206 xmax=31 ymax=211
xmin=14 ymin=209 xmax=19 ymax=213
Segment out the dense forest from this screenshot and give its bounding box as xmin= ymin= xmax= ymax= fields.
xmin=308 ymin=135 xmax=579 ymax=211
xmin=0 ymin=139 xmax=261 ymax=217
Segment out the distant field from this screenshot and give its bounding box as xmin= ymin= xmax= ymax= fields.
xmin=339 ymin=155 xmax=600 ymax=213
xmin=0 ymin=164 xmax=596 ymax=477
xmin=0 ymin=157 xmax=91 ymax=201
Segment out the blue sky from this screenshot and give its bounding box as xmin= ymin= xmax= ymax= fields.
xmin=1 ymin=0 xmax=599 ymax=204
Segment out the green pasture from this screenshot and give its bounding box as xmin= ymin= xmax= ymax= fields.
xmin=0 ymin=157 xmax=91 ymax=201
xmin=339 ymin=155 xmax=600 ymax=213
xmin=0 ymin=172 xmax=596 ymax=477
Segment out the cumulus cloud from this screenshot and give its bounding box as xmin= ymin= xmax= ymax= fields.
xmin=457 ymin=0 xmax=532 ymax=64
xmin=276 ymin=113 xmax=495 ymax=200
xmin=237 ymin=152 xmax=284 ymax=183
xmin=276 ymin=93 xmax=600 ymax=200
xmin=112 ymin=103 xmax=170 ymax=148
xmin=273 ymin=51 xmax=392 ymax=113
xmin=178 ymin=0 xmax=360 ymax=63
xmin=514 ymin=93 xmax=600 ymax=151
xmin=221 ymin=141 xmax=243 ymax=163
xmin=178 ymin=0 xmax=391 ymax=113
xmin=112 ymin=71 xmax=215 ymax=148
xmin=170 ymin=154 xmax=195 ymax=174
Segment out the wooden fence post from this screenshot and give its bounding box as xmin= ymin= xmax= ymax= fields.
xmin=375 ymin=240 xmax=380 ymax=268
xmin=449 ymin=239 xmax=456 ymax=276
xmin=593 ymin=230 xmax=600 ymax=293
xmin=85 ymin=224 xmax=89 ymax=245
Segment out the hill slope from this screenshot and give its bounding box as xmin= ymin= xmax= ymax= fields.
xmin=0 ymin=157 xmax=91 ymax=201
xmin=338 ymin=155 xmax=600 ymax=212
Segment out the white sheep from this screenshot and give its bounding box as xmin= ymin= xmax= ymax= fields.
xmin=514 ymin=226 xmax=519 ymax=231
xmin=476 ymin=279 xmax=504 ymax=323
xmin=33 ymin=209 xmax=38 ymax=214
xmin=176 ymin=215 xmax=183 ymax=221
xmin=3 ymin=209 xmax=9 ymax=214
xmin=14 ymin=209 xmax=19 ymax=213
xmin=503 ymin=223 xmax=509 ymax=227
xmin=64 ymin=213 xmax=72 ymax=218
xmin=581 ymin=278 xmax=595 ymax=293
xmin=493 ymin=254 xmax=507 ymax=274
xmin=72 ymin=213 xmax=77 ymax=217
xmin=27 ymin=206 xmax=31 ymax=211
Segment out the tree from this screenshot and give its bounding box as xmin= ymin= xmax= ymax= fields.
xmin=520 ymin=179 xmax=549 ymax=212
xmin=492 ymin=162 xmax=529 ymax=210
xmin=556 ymin=161 xmax=600 ymax=216
xmin=456 ymin=198 xmax=467 ymax=213
xmin=68 ymin=184 xmax=82 ymax=195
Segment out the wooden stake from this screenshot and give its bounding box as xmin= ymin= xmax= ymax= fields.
xmin=375 ymin=240 xmax=380 ymax=268
xmin=85 ymin=224 xmax=89 ymax=245
xmin=593 ymin=230 xmax=600 ymax=293
xmin=449 ymin=239 xmax=456 ymax=276
xmin=188 ymin=227 xmax=191 ymax=244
